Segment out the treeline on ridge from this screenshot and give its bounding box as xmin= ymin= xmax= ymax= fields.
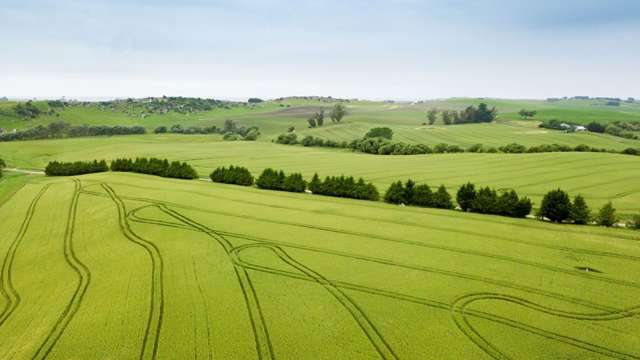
xmin=275 ymin=130 xmax=640 ymax=156
xmin=154 ymin=119 xmax=260 ymax=141
xmin=0 ymin=121 xmax=146 ymax=142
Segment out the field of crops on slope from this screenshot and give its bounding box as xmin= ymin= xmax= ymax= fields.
xmin=1 ymin=137 xmax=639 ymax=216
xmin=0 ymin=172 xmax=639 ymax=359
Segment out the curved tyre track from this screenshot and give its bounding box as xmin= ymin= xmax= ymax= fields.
xmin=32 ymin=179 xmax=92 ymax=360
xmin=0 ymin=184 xmax=50 ymax=328
xmin=103 ymin=184 xmax=164 ymax=360
xmin=231 ymin=243 xmax=399 ymax=360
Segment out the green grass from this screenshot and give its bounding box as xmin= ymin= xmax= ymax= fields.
xmin=0 ymin=172 xmax=638 ymax=358
xmin=1 ymin=136 xmax=639 ymax=217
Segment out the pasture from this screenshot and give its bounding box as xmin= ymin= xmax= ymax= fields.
xmin=0 ymin=172 xmax=638 ymax=359
xmin=1 ymin=136 xmax=639 ymax=217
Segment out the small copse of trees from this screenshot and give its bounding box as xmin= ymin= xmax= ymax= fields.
xmin=384 ymin=180 xmax=453 ymax=209
xmin=256 ymin=168 xmax=307 ymax=193
xmin=209 ymin=166 xmax=254 ymax=186
xmin=308 ymin=173 xmax=379 ymax=201
xmin=456 ymin=182 xmax=532 ymax=218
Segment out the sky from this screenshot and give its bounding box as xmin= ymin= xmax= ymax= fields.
xmin=1 ymin=0 xmax=639 ymax=100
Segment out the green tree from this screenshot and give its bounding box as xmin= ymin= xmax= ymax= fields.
xmin=307 ymin=117 xmax=317 ymax=128
xmin=441 ymin=111 xmax=452 ymax=125
xmin=597 ymin=202 xmax=617 ymax=227
xmin=627 ymin=213 xmax=640 ymax=230
xmin=384 ymin=181 xmax=406 ymax=204
xmin=538 ymin=189 xmax=572 ymax=222
xmin=412 ymin=184 xmax=433 ymax=207
xmin=456 ymin=182 xmax=476 ymax=211
xmin=433 ymin=185 xmax=454 ymax=209
xmin=308 ymin=173 xmax=322 ymax=194
xmin=330 ymin=104 xmax=347 ymax=123
xmin=364 ymin=127 xmax=393 ymax=140
xmin=570 ymin=195 xmax=591 ymax=224
xmin=427 ymin=108 xmax=439 ymax=125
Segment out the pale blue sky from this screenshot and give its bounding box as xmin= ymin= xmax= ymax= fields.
xmin=1 ymin=0 xmax=639 ymax=99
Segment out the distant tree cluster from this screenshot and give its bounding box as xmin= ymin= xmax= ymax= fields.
xmin=157 ymin=120 xmax=260 ymax=141
xmin=110 ymin=157 xmax=198 ymax=179
xmin=307 ymin=104 xmax=348 ymax=128
xmin=538 ymin=189 xmax=618 ymax=227
xmin=0 ymin=121 xmax=146 ymax=142
xmin=301 ymin=135 xmax=347 ymax=148
xmin=384 ymin=180 xmax=453 ymax=209
xmin=256 ymin=168 xmax=307 ymax=193
xmin=540 ymin=119 xmax=639 ymax=140
xmin=95 ymin=96 xmax=235 ymax=116
xmin=209 ymin=166 xmax=254 ymax=186
xmin=275 ymin=133 xmax=299 ymax=145
xmin=308 ymin=174 xmax=379 ymax=200
xmin=456 ymin=182 xmax=532 ymax=218
xmin=437 ymin=103 xmax=497 ymax=125
xmin=13 ymin=101 xmax=42 ymax=119
xmin=247 ymin=98 xmax=263 ymax=103
xmin=518 ymin=109 xmax=537 ymax=119
xmin=45 ymin=160 xmax=108 ymax=176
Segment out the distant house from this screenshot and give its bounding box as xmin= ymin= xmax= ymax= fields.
xmin=575 ymin=126 xmax=587 ymax=132
xmin=560 ymin=123 xmax=571 ymax=129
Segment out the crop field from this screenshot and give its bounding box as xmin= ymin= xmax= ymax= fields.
xmin=1 ymin=137 xmax=639 ymax=217
xmin=0 ymin=172 xmax=639 ymax=359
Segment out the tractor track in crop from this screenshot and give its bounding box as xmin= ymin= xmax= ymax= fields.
xmin=32 ymin=179 xmax=92 ymax=360
xmin=103 ymin=184 xmax=164 ymax=360
xmin=0 ymin=184 xmax=50 ymax=328
xmin=83 ymin=186 xmax=640 ymax=359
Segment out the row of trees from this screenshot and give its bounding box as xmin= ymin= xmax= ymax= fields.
xmin=0 ymin=121 xmax=146 ymax=142
xmin=110 ymin=157 xmax=198 ymax=179
xmin=256 ymin=168 xmax=307 ymax=192
xmin=155 ymin=120 xmax=260 ymax=141
xmin=308 ymin=174 xmax=379 ymax=200
xmin=384 ymin=180 xmax=454 ymax=209
xmin=427 ymin=103 xmax=497 ymax=125
xmin=45 ymin=160 xmax=109 ymax=176
xmin=457 ymin=183 xmax=532 ymax=218
xmin=276 ymin=130 xmax=639 ymax=157
xmin=537 ymin=189 xmax=619 ymax=226
xmin=209 ymin=166 xmax=254 ymax=186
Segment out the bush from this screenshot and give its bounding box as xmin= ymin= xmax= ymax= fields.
xmin=569 ymin=195 xmax=591 ymax=224
xmin=627 ymin=213 xmax=640 ymax=230
xmin=275 ymin=133 xmax=298 ymax=145
xmin=45 ymin=160 xmax=108 ymax=176
xmin=209 ymin=165 xmax=254 ymax=186
xmin=154 ymin=126 xmax=168 ymax=134
xmin=110 ymin=157 xmax=198 ymax=179
xmin=433 ymin=185 xmax=454 ymax=209
xmin=596 ymin=202 xmax=617 ymax=227
xmin=539 ymin=189 xmax=572 ymax=222
xmin=364 ymin=127 xmax=393 ymax=140
xmin=0 ymin=158 xmax=4 ymax=178
xmin=586 ymin=121 xmax=605 ymax=133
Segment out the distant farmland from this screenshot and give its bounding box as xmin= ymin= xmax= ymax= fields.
xmin=0 ymin=173 xmax=638 ymax=359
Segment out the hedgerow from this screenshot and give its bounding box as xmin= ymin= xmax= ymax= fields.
xmin=110 ymin=157 xmax=198 ymax=179
xmin=45 ymin=160 xmax=109 ymax=176
xmin=456 ymin=182 xmax=532 ymax=218
xmin=0 ymin=121 xmax=146 ymax=142
xmin=384 ymin=180 xmax=453 ymax=209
